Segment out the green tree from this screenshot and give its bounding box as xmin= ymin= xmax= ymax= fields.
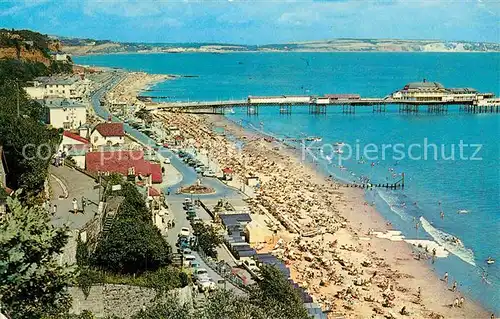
xmin=92 ymin=219 xmax=171 ymax=274
xmin=131 ymin=294 xmax=192 ymax=319
xmin=0 ymin=196 xmax=77 ymax=319
xmin=192 ymin=222 xmax=222 ymax=258
xmin=249 ymin=265 xmax=310 ymax=319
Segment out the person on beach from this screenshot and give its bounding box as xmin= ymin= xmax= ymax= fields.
xmin=459 ymin=296 xmax=464 ymax=307
xmin=453 ymin=297 xmax=459 ymax=308
xmin=72 ymin=198 xmax=78 ymax=213
xmin=443 ymin=272 xmax=449 ymax=283
xmin=417 ymin=287 xmax=421 ymax=299
xmin=452 ymin=281 xmax=457 ymax=292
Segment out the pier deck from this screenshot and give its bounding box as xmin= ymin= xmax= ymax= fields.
xmin=146 ymin=97 xmax=499 ymax=114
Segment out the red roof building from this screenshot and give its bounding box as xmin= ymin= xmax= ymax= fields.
xmin=85 ymin=150 xmax=162 ymax=184
xmin=63 ymin=130 xmax=89 ymax=144
xmin=94 ymin=123 xmax=125 ymax=137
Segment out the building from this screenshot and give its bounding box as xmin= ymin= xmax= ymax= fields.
xmin=85 ymin=150 xmax=162 ymax=184
xmin=59 ymin=131 xmax=90 ymax=169
xmin=24 ymin=75 xmax=91 ymax=100
xmin=43 ymin=98 xmax=87 ymax=130
xmin=391 ymin=81 xmax=493 ymax=102
xmin=90 ymin=122 xmax=125 ymax=147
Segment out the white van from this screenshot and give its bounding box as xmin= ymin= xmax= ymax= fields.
xmin=183 ymin=254 xmax=196 ymax=267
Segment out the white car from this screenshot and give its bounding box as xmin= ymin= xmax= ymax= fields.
xmin=163 ymin=158 xmax=171 ymax=164
xmin=197 ymin=278 xmax=217 ymax=292
xmin=179 ymin=227 xmax=190 ymax=237
xmin=203 ymin=170 xmax=216 ymax=177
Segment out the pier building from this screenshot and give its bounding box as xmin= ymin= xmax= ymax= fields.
xmin=391 ymin=81 xmax=493 ymax=102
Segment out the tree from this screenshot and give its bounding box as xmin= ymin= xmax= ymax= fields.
xmin=131 ymin=294 xmax=192 ymax=319
xmin=192 ymin=222 xmax=222 ymax=258
xmin=92 ymin=219 xmax=171 ymax=274
xmin=0 ymin=196 xmax=77 ymax=319
xmin=249 ymin=265 xmax=310 ymax=319
xmin=199 ymin=289 xmax=266 ymax=319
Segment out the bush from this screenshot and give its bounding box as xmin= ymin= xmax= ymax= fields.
xmin=92 ymin=219 xmax=171 ymax=274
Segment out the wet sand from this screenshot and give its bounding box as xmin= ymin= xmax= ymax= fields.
xmin=114 ymin=71 xmax=490 ymax=318
xmin=154 ymin=111 xmax=489 ymax=319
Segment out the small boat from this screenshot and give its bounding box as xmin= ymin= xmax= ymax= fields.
xmin=335 ymin=142 xmax=345 ymax=147
xmin=457 ymin=209 xmax=470 ymax=214
xmin=335 ymin=149 xmax=344 ymax=154
xmin=486 ymin=257 xmax=495 ymax=265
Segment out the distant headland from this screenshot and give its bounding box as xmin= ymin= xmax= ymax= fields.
xmin=57 ymin=36 xmax=500 ymax=55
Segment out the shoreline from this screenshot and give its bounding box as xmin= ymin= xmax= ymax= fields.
xmin=109 ymin=70 xmax=492 ymax=318
xmin=151 ymin=108 xmax=489 ymax=318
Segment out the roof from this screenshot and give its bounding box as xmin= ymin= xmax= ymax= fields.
xmin=220 ymin=213 xmax=252 ymax=227
xmin=85 ymin=150 xmax=162 ymax=183
xmin=94 ymin=122 xmax=125 ymax=137
xmin=43 ymin=98 xmax=86 ymax=109
xmin=403 ymin=82 xmax=444 ymax=90
xmin=148 ymin=187 xmax=161 ymax=197
xmin=35 ymin=75 xmax=80 ymax=86
xmin=63 ymin=131 xmax=89 ymax=144
xmin=222 ymin=167 xmax=233 ymax=174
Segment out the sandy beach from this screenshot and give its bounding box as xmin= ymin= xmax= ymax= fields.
xmin=115 ymin=72 xmax=491 ymax=318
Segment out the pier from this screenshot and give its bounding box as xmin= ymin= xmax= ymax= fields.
xmin=146 ymin=82 xmax=498 ymax=115
xmin=150 ymin=97 xmax=499 ymax=114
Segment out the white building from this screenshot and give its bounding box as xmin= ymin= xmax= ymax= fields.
xmin=24 ymin=75 xmax=91 ymax=101
xmin=44 ymin=98 xmax=87 ymax=130
xmin=59 ymin=131 xmax=90 ymax=169
xmin=90 ymin=122 xmax=125 ymax=147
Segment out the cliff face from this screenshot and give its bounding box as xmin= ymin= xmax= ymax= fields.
xmin=0 ymin=47 xmax=51 ymax=65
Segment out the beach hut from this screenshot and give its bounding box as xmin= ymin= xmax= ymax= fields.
xmin=222 ymin=167 xmax=233 ymax=181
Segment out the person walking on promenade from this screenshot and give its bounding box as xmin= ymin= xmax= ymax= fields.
xmin=52 ymin=204 xmax=57 ymax=216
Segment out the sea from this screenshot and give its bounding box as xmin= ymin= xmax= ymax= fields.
xmin=75 ymin=52 xmax=500 ymax=313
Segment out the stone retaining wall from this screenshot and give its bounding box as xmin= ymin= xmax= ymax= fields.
xmin=69 ymin=284 xmax=192 ymax=318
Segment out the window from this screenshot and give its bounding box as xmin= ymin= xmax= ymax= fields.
xmin=63 ymin=122 xmax=71 ymax=129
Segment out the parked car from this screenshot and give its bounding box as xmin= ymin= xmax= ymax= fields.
xmin=203 ymin=170 xmax=216 ymax=177
xmin=179 ymin=227 xmax=190 ymax=237
xmin=163 ymin=158 xmax=171 ymax=164
xmin=193 ymin=268 xmax=209 ymax=282
xmin=197 ymin=278 xmax=217 ymax=292
xmin=183 ymin=254 xmax=196 ymax=267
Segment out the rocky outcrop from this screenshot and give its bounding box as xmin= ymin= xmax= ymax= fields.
xmin=0 ymin=46 xmax=51 ymax=65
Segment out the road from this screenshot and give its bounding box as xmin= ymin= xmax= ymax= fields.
xmin=90 ymin=73 xmax=247 ymax=295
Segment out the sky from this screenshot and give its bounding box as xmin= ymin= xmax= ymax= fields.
xmin=0 ymin=0 xmax=499 ymax=44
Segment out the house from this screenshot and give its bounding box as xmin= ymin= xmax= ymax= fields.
xmin=42 ymin=98 xmax=87 ymax=130
xmin=85 ymin=150 xmax=162 ymax=184
xmin=24 ymin=75 xmax=91 ymax=100
xmin=90 ymin=122 xmax=125 ymax=147
xmin=59 ymin=131 xmax=90 ymax=169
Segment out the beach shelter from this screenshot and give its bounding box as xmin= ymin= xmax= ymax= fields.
xmin=222 ymin=167 xmax=233 ymax=181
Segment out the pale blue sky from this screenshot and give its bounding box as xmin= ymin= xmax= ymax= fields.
xmin=1 ymin=0 xmax=499 ymax=44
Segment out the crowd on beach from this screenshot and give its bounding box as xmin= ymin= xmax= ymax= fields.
xmin=111 ymin=72 xmax=493 ymax=318
xmin=153 ymin=110 xmax=490 ymax=319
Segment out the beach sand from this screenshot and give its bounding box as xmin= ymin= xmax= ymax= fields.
xmin=154 ymin=111 xmax=489 ymax=319
xmin=114 ymin=72 xmax=490 ymax=318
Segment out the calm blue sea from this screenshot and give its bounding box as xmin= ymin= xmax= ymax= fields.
xmin=75 ymin=52 xmax=500 ymax=313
